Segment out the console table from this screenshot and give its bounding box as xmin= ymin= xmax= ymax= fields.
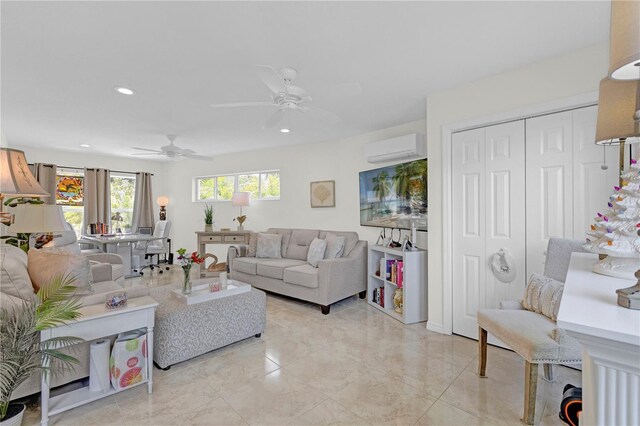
xmin=196 ymin=230 xmax=251 ymax=277
xmin=40 ymin=296 xmax=158 ymax=426
xmin=557 ymin=253 xmax=639 ymax=426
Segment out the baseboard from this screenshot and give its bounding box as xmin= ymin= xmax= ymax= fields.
xmin=426 ymin=321 xmax=445 ymax=334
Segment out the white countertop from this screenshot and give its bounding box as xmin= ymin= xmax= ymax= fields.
xmin=557 ymin=253 xmax=640 ymax=347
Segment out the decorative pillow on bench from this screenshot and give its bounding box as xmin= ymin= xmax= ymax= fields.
xmin=256 ymin=233 xmax=282 ymax=259
xmin=521 ymin=273 xmax=564 ymax=321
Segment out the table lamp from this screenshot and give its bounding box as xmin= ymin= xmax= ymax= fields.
xmin=232 ymin=192 xmax=250 ymax=230
xmin=156 ymin=195 xmax=169 ymax=220
xmin=0 ymin=148 xmax=50 ymax=224
xmin=11 ymin=204 xmax=68 ymax=248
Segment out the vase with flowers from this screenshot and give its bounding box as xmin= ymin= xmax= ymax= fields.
xmin=176 ymin=248 xmax=205 ymax=294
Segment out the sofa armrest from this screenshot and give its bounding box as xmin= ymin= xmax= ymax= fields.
xmin=228 ymin=245 xmax=248 ymax=271
xmin=499 ymin=300 xmax=524 ymax=310
xmin=86 ymin=253 xmax=123 ymax=265
xmin=317 ymin=240 xmax=367 ymax=305
xmin=90 ymin=261 xmax=113 ymax=283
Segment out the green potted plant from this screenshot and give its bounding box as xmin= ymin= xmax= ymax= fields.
xmin=0 ymin=274 xmax=83 ymax=426
xmin=203 ymin=204 xmax=214 ymax=232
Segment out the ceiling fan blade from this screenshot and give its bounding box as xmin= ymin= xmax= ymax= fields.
xmin=287 ymin=85 xmax=306 ymax=97
xmin=256 ymin=65 xmax=287 ymax=94
xmin=305 ymin=106 xmax=340 ymax=124
xmin=131 ymin=152 xmax=161 ymax=156
xmin=263 ymin=108 xmax=285 ymax=129
xmin=178 ymin=148 xmax=196 ymax=155
xmin=183 ymin=154 xmax=215 ymax=161
xmin=210 ymin=101 xmax=275 ymax=108
xmin=132 ymin=147 xmax=162 ymax=153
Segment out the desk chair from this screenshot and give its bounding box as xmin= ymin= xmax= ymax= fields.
xmin=133 ymin=220 xmax=171 ymax=275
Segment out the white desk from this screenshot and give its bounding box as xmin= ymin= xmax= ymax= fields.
xmin=40 ymin=296 xmax=158 ymax=426
xmin=557 ymin=253 xmax=639 ymax=426
xmin=81 ymin=234 xmax=162 ymax=278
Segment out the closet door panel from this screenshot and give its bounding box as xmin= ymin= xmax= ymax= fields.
xmin=526 ymin=111 xmax=573 ymax=277
xmin=484 ymin=121 xmax=526 ymax=310
xmin=452 ymin=128 xmax=486 ymax=339
xmin=572 ymin=106 xmax=620 ymax=238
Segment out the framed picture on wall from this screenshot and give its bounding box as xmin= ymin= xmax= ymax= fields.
xmin=310 ymin=180 xmax=335 ymax=208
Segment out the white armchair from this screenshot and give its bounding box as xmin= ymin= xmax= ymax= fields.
xmin=477 ymin=237 xmax=586 ymax=425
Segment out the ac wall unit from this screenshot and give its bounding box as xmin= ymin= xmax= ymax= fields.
xmin=364 ymin=133 xmax=426 ymax=163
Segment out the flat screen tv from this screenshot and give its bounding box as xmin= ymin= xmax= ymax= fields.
xmin=359 ymin=158 xmax=428 ymax=231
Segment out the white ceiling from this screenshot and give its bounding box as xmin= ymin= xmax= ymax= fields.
xmin=1 ymin=1 xmax=610 ymax=160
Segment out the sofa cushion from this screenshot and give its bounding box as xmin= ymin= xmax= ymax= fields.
xmin=256 ymin=233 xmax=282 ymax=259
xmin=307 ymin=238 xmax=327 ymax=268
xmin=27 ymin=249 xmax=94 ymax=295
xmin=283 ymin=264 xmax=319 ymax=288
xmin=257 ymin=259 xmax=307 ymax=280
xmin=324 ymin=233 xmax=345 ymax=259
xmin=319 ymin=231 xmax=359 ymax=256
xmin=286 ymin=229 xmax=320 ymax=260
xmin=265 ymin=229 xmax=292 ymax=258
xmin=234 ymin=257 xmax=262 ymax=275
xmin=0 ymin=245 xmax=35 ymax=301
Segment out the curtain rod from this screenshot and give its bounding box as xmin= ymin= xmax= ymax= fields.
xmin=29 ymin=163 xmax=154 ymax=176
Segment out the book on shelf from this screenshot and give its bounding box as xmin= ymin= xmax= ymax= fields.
xmin=383 ymin=259 xmax=404 ymax=287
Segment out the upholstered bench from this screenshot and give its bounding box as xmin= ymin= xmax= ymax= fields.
xmin=150 ymin=284 xmax=266 ymax=369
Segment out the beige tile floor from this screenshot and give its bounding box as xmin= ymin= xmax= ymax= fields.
xmin=23 ymin=267 xmax=581 ymax=426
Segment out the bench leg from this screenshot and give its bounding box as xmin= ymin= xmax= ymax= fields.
xmin=153 ymin=361 xmax=171 ymax=371
xmin=320 ymin=305 xmax=330 ymax=315
xmin=359 ymin=290 xmax=366 ymax=299
xmin=523 ymin=361 xmax=538 ymax=425
xmin=255 ymin=333 xmax=262 ymax=338
xmin=478 ymin=327 xmax=487 ymax=377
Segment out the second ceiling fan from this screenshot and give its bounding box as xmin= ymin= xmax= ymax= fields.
xmin=210 ymin=65 xmax=341 ymax=131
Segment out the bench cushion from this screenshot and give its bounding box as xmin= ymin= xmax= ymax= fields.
xmin=283 ymin=264 xmax=319 ymax=288
xmin=257 ymin=259 xmax=306 ymax=280
xmin=477 ymin=309 xmax=580 ymax=364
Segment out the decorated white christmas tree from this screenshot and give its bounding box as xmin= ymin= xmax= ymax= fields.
xmin=584 ymin=158 xmax=640 ymax=279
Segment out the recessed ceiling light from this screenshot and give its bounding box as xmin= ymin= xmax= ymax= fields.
xmin=115 ymin=87 xmax=135 ymax=95
xmin=280 ymin=128 xmax=290 ymax=133
xmin=80 ymin=144 xmax=91 ymax=148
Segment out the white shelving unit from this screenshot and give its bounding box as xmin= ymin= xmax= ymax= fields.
xmin=367 ymin=245 xmax=427 ymax=324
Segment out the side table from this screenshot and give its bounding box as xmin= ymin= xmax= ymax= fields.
xmin=40 ymin=296 xmax=159 ymax=426
xmin=196 ymin=230 xmax=251 ymax=277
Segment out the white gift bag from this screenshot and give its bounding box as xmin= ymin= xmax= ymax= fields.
xmin=110 ymin=328 xmax=147 ymax=391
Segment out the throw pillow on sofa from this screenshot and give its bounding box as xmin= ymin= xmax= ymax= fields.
xmin=28 ymin=249 xmax=94 ymax=295
xmin=256 ymin=233 xmax=282 ymax=259
xmin=324 ymin=233 xmax=345 ymax=259
xmin=0 ymin=244 xmax=35 ymax=301
xmin=307 ymin=238 xmax=327 ymax=268
xmin=521 ymin=273 xmax=564 ymax=321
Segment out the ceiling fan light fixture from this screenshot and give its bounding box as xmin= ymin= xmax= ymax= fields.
xmin=115 ymin=87 xmax=135 ymax=96
xmin=80 ymin=144 xmax=90 ymax=148
xmin=280 ymin=128 xmax=290 ymax=133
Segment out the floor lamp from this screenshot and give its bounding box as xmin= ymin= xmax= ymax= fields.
xmin=0 ymin=148 xmax=51 ymax=224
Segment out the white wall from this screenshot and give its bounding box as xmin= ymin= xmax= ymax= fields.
xmin=9 ymin=144 xmax=167 ymax=220
xmin=164 ymin=120 xmax=427 ymax=260
xmin=425 ymin=42 xmax=609 ymax=331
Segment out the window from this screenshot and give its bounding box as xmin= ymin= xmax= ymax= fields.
xmin=194 ymin=170 xmax=280 ymax=201
xmin=55 ymin=168 xmax=84 ymax=236
xmin=110 ymin=173 xmax=136 ymax=233
xmin=55 ymin=169 xmax=137 ymax=236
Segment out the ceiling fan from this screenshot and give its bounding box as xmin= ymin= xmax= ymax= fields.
xmin=131 ymin=135 xmax=213 ymax=161
xmin=210 ymin=65 xmax=342 ymax=131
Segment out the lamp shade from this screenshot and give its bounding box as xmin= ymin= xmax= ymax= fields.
xmin=595 ymin=78 xmax=640 ymax=145
xmin=609 ymin=0 xmax=640 ymax=80
xmin=232 ymin=192 xmax=250 ymax=207
xmin=156 ymin=195 xmax=169 ymax=207
xmin=0 ymin=148 xmax=50 ymax=197
xmin=11 ymin=204 xmax=68 ymax=233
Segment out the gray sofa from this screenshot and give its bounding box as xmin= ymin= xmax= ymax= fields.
xmin=0 ymin=244 xmax=149 ymax=400
xmin=228 ymin=228 xmax=367 ymax=314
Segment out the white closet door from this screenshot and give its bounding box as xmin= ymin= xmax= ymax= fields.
xmin=572 ymin=106 xmax=620 ymax=238
xmin=484 ymin=121 xmax=526 ymax=310
xmin=452 ymin=128 xmax=486 ymax=339
xmin=525 ymin=111 xmax=574 ymax=277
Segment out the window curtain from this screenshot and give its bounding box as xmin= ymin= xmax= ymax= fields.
xmin=82 ymin=168 xmax=111 ymax=235
xmin=132 ymin=172 xmax=154 ymax=231
xmin=28 ymin=163 xmax=57 ymax=204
